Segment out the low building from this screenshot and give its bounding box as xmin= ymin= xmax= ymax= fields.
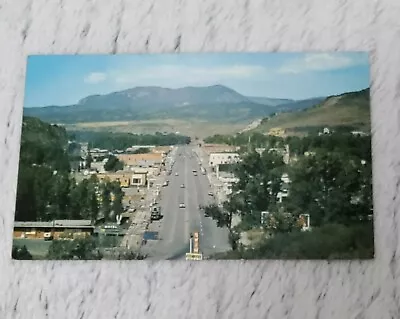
xmin=152 ymin=146 xmax=172 ymax=154
xmin=13 ymin=220 xmax=94 ymax=240
xmin=131 ymin=173 xmax=147 ymax=187
xmin=117 ymin=153 xmax=164 ymax=167
xmin=97 ymin=171 xmax=132 ymax=187
xmin=203 ymin=144 xmax=239 ymax=155
xmin=89 ymin=148 xmax=110 ymax=160
xmin=91 ymin=159 xmax=108 ymax=173
xmin=209 ymin=152 xmax=240 ymax=167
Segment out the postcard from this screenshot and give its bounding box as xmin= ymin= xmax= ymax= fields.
xmin=12 ymin=52 xmax=373 ymax=260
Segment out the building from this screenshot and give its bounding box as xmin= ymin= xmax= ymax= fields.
xmin=89 ymin=148 xmax=110 ymax=160
xmin=152 ymin=146 xmax=172 ymax=154
xmin=209 ymin=152 xmax=240 ymax=167
xmin=91 ymin=158 xmax=108 ymax=173
xmin=131 ymin=173 xmax=147 ymax=187
xmin=13 ymin=220 xmax=94 ymax=240
xmin=203 ymin=144 xmax=239 ymax=155
xmin=117 ymin=153 xmax=164 ymax=167
xmin=97 ymin=171 xmax=132 ymax=187
xmin=267 ymin=127 xmax=286 ymax=137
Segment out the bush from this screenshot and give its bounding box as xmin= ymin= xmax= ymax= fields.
xmin=47 ymin=237 xmax=103 ymax=260
xmin=210 ymin=222 xmax=374 ymax=260
xmin=12 ymin=245 xmax=33 ymax=260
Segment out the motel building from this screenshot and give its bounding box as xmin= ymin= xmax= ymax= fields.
xmin=97 ymin=170 xmax=148 ymax=188
xmin=13 ymin=220 xmax=95 ymax=240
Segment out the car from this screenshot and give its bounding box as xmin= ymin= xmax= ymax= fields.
xmin=208 ymin=192 xmax=214 ymax=196
xmin=44 ymin=232 xmax=53 ymax=241
xmin=180 ymin=184 xmax=185 ymax=188
xmin=179 ymin=203 xmax=185 ymax=208
xmin=175 ymin=172 xmax=179 ymax=176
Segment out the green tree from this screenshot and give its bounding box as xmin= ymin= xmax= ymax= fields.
xmin=12 ymin=245 xmax=33 ymax=260
xmin=285 ymin=151 xmax=371 ymax=226
xmin=100 ymin=182 xmax=112 ymax=221
xmin=47 ymin=237 xmax=102 ymax=260
xmin=104 ymin=155 xmax=124 ymax=172
xmin=111 ymin=182 xmax=124 ymax=220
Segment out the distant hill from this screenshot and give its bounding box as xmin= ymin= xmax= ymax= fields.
xmin=24 ymin=85 xmax=324 ymax=124
xmin=251 ymin=88 xmax=370 ymax=134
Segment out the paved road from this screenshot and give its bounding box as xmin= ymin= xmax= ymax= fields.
xmin=142 ymin=145 xmax=231 ymax=260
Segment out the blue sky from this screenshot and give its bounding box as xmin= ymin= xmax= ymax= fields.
xmin=24 ymin=52 xmax=370 ymax=107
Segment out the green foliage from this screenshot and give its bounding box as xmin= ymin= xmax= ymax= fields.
xmin=212 ymin=222 xmax=373 ymax=260
xmin=210 ymin=127 xmax=373 ymax=259
xmin=110 ymin=181 xmax=124 ymax=217
xmin=19 ymin=117 xmax=70 ymax=171
xmin=104 ymin=155 xmax=124 ymax=172
xmin=12 ymin=245 xmax=33 ymax=260
xmin=202 ymin=203 xmax=232 ymax=228
xmin=15 ymin=117 xmax=124 ymax=222
xmin=129 ymin=147 xmax=151 ymax=154
xmin=262 ymin=210 xmax=303 ymax=234
xmin=47 ymin=237 xmax=102 ymax=260
xmin=71 ymin=130 xmax=191 ymax=150
xmin=284 ymin=151 xmax=372 ymax=226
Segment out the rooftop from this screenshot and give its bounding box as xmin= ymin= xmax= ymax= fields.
xmin=14 ymin=219 xmax=94 ymax=228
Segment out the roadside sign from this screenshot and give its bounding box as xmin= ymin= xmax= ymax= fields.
xmin=185 ymin=253 xmax=203 ymax=261
xmin=193 ymin=232 xmax=199 ymax=253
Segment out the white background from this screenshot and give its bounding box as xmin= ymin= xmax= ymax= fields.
xmin=0 ymin=0 xmax=399 ymax=318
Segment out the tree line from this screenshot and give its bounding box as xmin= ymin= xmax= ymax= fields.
xmin=15 ymin=117 xmax=124 ymax=222
xmin=203 ymin=130 xmax=373 ymax=259
xmin=69 ymin=130 xmax=191 ymax=150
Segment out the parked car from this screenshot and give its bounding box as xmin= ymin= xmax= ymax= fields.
xmin=44 ymin=232 xmax=53 ymax=241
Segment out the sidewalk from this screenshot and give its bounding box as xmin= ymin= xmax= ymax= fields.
xmin=120 ymin=151 xmax=175 ymax=252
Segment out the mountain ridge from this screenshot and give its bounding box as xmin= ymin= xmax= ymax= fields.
xmin=251 ymin=88 xmax=370 ymax=134
xmin=23 ymin=85 xmax=360 ymax=124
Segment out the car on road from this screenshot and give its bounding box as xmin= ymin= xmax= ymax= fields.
xmin=208 ymin=192 xmax=214 ymax=196
xmin=175 ymin=172 xmax=179 ymax=176
xmin=179 ymin=203 xmax=185 ymax=208
xmin=180 ymin=184 xmax=185 ymax=188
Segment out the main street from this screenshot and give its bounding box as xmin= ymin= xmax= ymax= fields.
xmin=141 ymin=145 xmax=231 ymax=260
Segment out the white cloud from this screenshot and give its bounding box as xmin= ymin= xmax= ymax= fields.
xmin=113 ymin=64 xmax=267 ymax=86
xmin=84 ymin=72 xmax=107 ymax=84
xmin=278 ymin=53 xmax=368 ymax=74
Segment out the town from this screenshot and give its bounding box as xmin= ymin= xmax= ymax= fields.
xmin=13 ymin=52 xmax=373 ymax=260
xmin=12 ymin=115 xmax=373 ymax=261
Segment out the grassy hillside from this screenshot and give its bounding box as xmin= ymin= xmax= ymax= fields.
xmin=63 ymin=119 xmax=246 ymax=139
xmin=252 ymin=89 xmax=370 ymax=135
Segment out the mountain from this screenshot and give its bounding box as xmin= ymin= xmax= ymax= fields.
xmin=251 ymin=88 xmax=370 ymax=134
xmin=24 ymin=85 xmax=324 ymax=124
xmin=247 ymin=96 xmax=294 ymax=106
